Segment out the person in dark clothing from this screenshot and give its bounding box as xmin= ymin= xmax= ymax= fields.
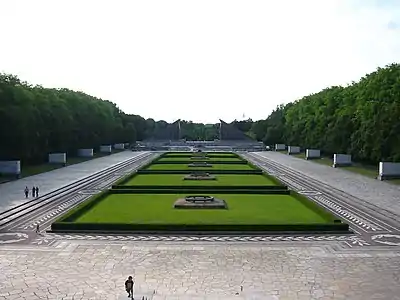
xmin=32 ymin=186 xmax=36 ymax=198
xmin=24 ymin=186 xmax=29 ymax=198
xmin=125 ymin=276 xmax=134 ymax=298
xmin=35 ymin=186 xmax=39 ymax=197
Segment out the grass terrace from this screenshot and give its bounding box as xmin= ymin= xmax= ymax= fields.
xmin=122 ymin=174 xmax=275 ymax=186
xmin=52 ymin=151 xmax=349 ymax=233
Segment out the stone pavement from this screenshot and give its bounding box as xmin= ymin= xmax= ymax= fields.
xmin=254 ymin=152 xmax=400 ymax=217
xmin=0 ymin=241 xmax=399 ymax=299
xmin=0 ymin=151 xmax=146 ymax=213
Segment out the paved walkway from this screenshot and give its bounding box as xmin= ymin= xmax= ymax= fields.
xmin=254 ymin=152 xmax=400 ymax=217
xmin=0 ymin=151 xmax=146 ymax=213
xmin=0 ymin=241 xmax=399 ymax=300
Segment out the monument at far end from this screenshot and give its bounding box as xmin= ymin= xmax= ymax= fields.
xmin=174 ymin=195 xmax=227 ymax=209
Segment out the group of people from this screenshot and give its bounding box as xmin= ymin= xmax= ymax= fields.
xmin=24 ymin=186 xmax=39 ymax=198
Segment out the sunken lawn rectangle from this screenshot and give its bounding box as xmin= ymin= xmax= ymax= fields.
xmin=72 ymin=193 xmax=333 ymax=225
xmin=122 ymin=174 xmax=275 ymax=186
xmin=145 ymin=164 xmax=255 ymax=170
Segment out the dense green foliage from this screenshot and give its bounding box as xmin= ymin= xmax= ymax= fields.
xmin=0 ymin=73 xmax=251 ymax=163
xmin=0 ymin=74 xmax=140 ymax=163
xmin=250 ymin=64 xmax=400 ymax=163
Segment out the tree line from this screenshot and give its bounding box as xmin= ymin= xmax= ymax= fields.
xmin=250 ymin=63 xmax=400 ymax=163
xmin=0 ymin=73 xmax=251 ymax=164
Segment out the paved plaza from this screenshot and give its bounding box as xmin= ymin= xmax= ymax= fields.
xmin=0 ymin=151 xmax=399 ymax=299
xmin=0 ymin=151 xmax=145 ymax=212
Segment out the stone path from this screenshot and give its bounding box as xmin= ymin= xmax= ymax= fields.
xmin=253 ymin=152 xmax=400 ymax=217
xmin=0 ymin=241 xmax=399 ymax=299
xmin=0 ymin=151 xmax=145 ymax=213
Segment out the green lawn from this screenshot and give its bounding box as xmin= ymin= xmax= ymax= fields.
xmin=74 ymin=193 xmax=331 ymax=224
xmin=146 ymin=163 xmax=255 ymax=170
xmin=156 ymin=157 xmax=243 ymax=162
xmin=123 ymin=174 xmax=275 ymax=186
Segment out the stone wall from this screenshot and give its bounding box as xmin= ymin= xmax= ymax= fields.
xmin=333 ymin=154 xmax=352 ymax=167
xmin=275 ymin=144 xmax=286 ymax=151
xmin=378 ymin=162 xmax=400 ymax=180
xmin=0 ymin=160 xmax=21 ymax=175
xmin=100 ymin=145 xmax=112 ymax=153
xmin=306 ymin=149 xmax=321 ymax=159
xmin=49 ymin=153 xmax=66 ymax=165
xmin=288 ymin=146 xmax=300 ymax=154
xmin=77 ymin=149 xmax=93 ymax=157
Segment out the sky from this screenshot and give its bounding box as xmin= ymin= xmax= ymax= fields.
xmin=0 ymin=0 xmax=399 ymax=124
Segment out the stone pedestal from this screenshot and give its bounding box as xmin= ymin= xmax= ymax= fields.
xmin=306 ymin=149 xmax=320 ymax=159
xmin=0 ymin=160 xmax=21 ymax=177
xmin=183 ymin=172 xmax=216 ymax=180
xmin=48 ymin=153 xmax=66 ymax=166
xmin=333 ymin=154 xmax=352 ymax=167
xmin=288 ymin=146 xmax=300 ymax=154
xmin=77 ymin=148 xmax=93 ymax=157
xmin=275 ymin=144 xmax=286 ymax=151
xmin=100 ymin=145 xmax=112 ymax=154
xmin=378 ymin=162 xmax=400 ymax=180
xmin=174 ymin=196 xmax=227 ymax=209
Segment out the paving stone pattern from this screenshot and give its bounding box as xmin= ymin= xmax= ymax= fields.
xmin=0 ymin=151 xmax=145 ymax=213
xmin=254 ymin=152 xmax=400 ymax=217
xmin=0 ymin=242 xmax=400 ymax=299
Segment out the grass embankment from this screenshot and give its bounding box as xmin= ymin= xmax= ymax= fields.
xmin=73 ymin=193 xmax=331 ymax=225
xmin=123 ymin=174 xmax=275 ymax=186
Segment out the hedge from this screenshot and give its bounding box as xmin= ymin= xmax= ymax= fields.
xmin=108 ymin=188 xmax=291 ymax=195
xmin=51 ymin=222 xmax=349 ymax=233
xmin=136 ymin=170 xmax=264 ymax=174
xmin=112 ymin=185 xmax=288 ymax=190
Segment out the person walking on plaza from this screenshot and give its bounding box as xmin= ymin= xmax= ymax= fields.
xmin=125 ymin=275 xmax=134 ymax=298
xmin=24 ymin=186 xmax=29 ymax=198
xmin=35 ymin=223 xmax=40 ymax=234
xmin=35 ymin=186 xmax=39 ymax=197
xmin=32 ymin=186 xmax=36 ymax=198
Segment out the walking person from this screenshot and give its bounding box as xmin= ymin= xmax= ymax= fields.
xmin=35 ymin=186 xmax=39 ymax=197
xmin=35 ymin=223 xmax=40 ymax=234
xmin=32 ymin=186 xmax=36 ymax=198
xmin=125 ymin=276 xmax=134 ymax=298
xmin=24 ymin=186 xmax=29 ymax=198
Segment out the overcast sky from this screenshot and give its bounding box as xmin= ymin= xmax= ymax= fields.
xmin=1 ymin=0 xmax=399 ymax=123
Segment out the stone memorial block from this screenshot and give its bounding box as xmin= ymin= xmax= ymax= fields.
xmin=77 ymin=148 xmax=93 ymax=157
xmin=183 ymin=172 xmax=216 ymax=180
xmin=174 ymin=195 xmax=227 ymax=209
xmin=48 ymin=153 xmax=66 ymax=165
xmin=288 ymin=146 xmax=300 ymax=155
xmin=100 ymin=145 xmax=112 ymax=153
xmin=306 ymin=149 xmax=321 ymax=160
xmin=0 ymin=160 xmax=21 ymax=176
xmin=275 ymin=144 xmax=286 ymax=151
xmin=378 ymin=162 xmax=400 ymax=180
xmin=333 ymin=154 xmax=352 ymax=167
xmin=114 ymin=143 xmax=125 ymax=150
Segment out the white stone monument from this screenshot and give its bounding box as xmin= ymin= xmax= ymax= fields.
xmin=288 ymin=146 xmax=300 ymax=155
xmin=378 ymin=162 xmax=400 ymax=180
xmin=114 ymin=143 xmax=125 ymax=150
xmin=275 ymin=144 xmax=286 ymax=151
xmin=48 ymin=153 xmax=67 ymax=166
xmin=333 ymin=154 xmax=352 ymax=168
xmin=77 ymin=148 xmax=93 ymax=157
xmin=0 ymin=160 xmax=21 ymax=177
xmin=100 ymin=145 xmax=112 ymax=154
xmin=306 ymin=149 xmax=321 ymax=160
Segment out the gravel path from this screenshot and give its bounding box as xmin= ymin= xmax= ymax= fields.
xmin=254 ymin=151 xmax=400 ymax=217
